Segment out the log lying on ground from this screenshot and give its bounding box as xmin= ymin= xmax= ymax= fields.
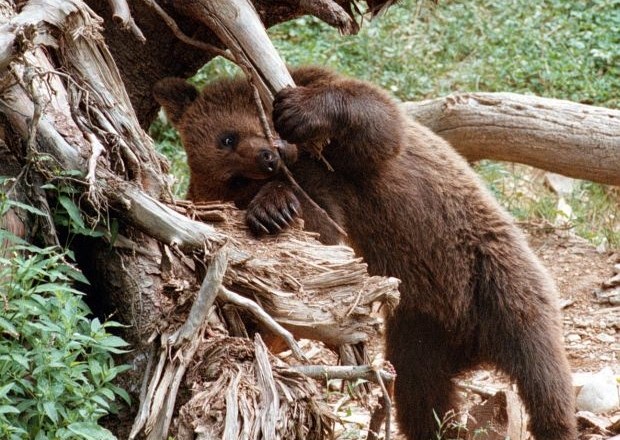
xmin=404 ymin=93 xmax=620 ymax=186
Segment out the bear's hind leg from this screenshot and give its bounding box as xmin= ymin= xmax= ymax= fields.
xmin=386 ymin=312 xmax=465 ymax=440
xmin=489 ymin=316 xmax=576 ymax=440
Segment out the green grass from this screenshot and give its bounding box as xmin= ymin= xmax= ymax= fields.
xmin=476 ymin=162 xmax=619 ymax=247
xmin=153 ymin=0 xmax=619 ymax=247
xmin=268 ymin=0 xmax=619 ymax=106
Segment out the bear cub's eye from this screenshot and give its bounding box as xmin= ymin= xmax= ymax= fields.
xmin=218 ymin=132 xmax=239 ymax=150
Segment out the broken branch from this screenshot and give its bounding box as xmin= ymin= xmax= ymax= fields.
xmin=404 ymin=93 xmax=620 ymax=186
xmin=219 ymin=285 xmax=307 ymax=362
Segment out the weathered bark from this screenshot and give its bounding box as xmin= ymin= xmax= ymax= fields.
xmin=404 ymin=93 xmax=620 ymax=186
xmin=0 ymin=1 xmax=399 ymax=438
xmin=85 ymin=0 xmax=364 ymax=128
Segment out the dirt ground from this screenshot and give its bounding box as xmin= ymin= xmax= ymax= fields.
xmin=528 ymin=228 xmax=619 ymax=374
xmin=319 ymin=226 xmax=620 ymax=440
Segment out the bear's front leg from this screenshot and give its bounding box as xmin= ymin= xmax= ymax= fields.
xmin=272 ymin=86 xmax=334 ymax=148
xmin=246 ymin=180 xmax=301 ymax=235
xmin=273 ymin=72 xmax=405 ymax=172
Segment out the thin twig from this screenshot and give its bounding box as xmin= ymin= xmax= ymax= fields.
xmin=288 ymin=365 xmax=395 ymax=385
xmin=375 ymin=369 xmax=392 ymax=440
xmin=456 ymin=381 xmax=498 ymax=399
xmin=219 ymin=286 xmax=308 ymax=362
xmin=280 ymin=164 xmax=347 ymax=239
xmin=251 ymin=83 xmax=274 ymax=142
xmin=366 ymin=365 xmax=396 ymax=440
xmin=141 ymin=0 xmax=232 ymax=59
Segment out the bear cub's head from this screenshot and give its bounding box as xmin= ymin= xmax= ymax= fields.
xmin=153 ymin=77 xmax=297 ymax=201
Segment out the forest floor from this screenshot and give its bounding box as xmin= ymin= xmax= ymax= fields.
xmin=296 ymin=226 xmax=620 ymax=440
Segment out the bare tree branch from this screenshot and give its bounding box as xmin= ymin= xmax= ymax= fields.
xmin=404 ymin=93 xmax=620 ymax=185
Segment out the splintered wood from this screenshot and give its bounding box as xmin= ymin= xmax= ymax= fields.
xmin=178 ymin=336 xmax=336 ymax=440
xmin=168 ymin=201 xmax=401 ymax=348
xmin=137 ymin=201 xmax=401 ymax=439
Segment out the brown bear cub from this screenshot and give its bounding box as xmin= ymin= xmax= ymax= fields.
xmin=154 ymin=67 xmax=577 ymax=440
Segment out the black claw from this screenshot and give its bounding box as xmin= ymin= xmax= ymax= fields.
xmin=266 ymin=206 xmax=288 ymax=228
xmin=275 ymin=213 xmax=289 ymax=227
xmin=248 ymin=216 xmax=270 ymax=235
xmin=281 ymin=206 xmax=293 ymax=223
xmin=289 ymin=202 xmax=300 ymax=217
xmin=267 ymin=218 xmax=282 ymax=232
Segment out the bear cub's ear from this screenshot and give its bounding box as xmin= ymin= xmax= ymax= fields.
xmin=153 ymin=78 xmax=199 ymax=124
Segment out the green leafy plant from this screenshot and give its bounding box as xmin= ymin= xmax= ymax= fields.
xmin=0 ymin=201 xmax=130 ymax=440
xmin=39 ymin=172 xmax=105 ymax=240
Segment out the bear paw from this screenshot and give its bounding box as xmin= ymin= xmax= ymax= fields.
xmin=246 ymin=181 xmax=301 ymax=235
xmin=273 ymin=86 xmax=331 ymax=145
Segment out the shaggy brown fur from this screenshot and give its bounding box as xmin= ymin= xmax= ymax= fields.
xmin=154 ymin=67 xmax=577 ymax=440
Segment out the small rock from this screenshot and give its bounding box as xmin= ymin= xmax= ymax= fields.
xmin=554 ymin=197 xmax=574 ymax=226
xmin=544 ymin=173 xmax=577 ymax=196
xmin=595 ymin=287 xmax=620 ymax=305
xmin=575 ymin=367 xmax=620 ymax=413
xmin=567 ymin=334 xmax=582 ymax=343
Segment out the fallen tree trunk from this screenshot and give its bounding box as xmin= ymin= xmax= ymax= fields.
xmin=404 ymin=93 xmax=620 ymax=186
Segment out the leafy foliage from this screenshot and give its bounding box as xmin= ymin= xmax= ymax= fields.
xmin=40 ymin=173 xmax=107 ymax=241
xmin=0 ymin=200 xmax=130 ymax=439
xmin=149 ymin=117 xmax=189 ymax=198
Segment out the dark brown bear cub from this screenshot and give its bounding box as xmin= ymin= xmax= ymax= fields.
xmin=154 ymin=67 xmax=577 ymax=440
